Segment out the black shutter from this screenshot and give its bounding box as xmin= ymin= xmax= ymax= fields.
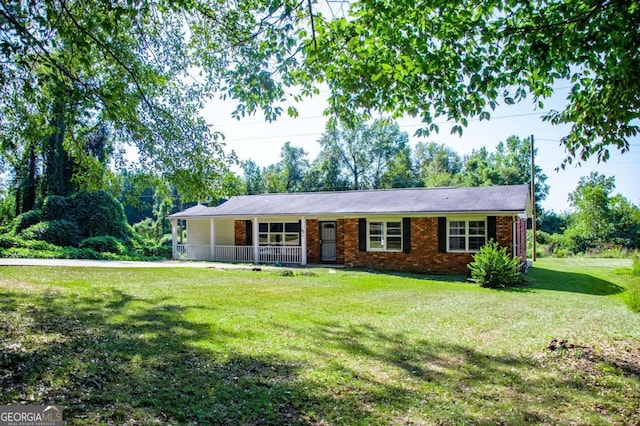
xmin=402 ymin=217 xmax=411 ymax=253
xmin=487 ymin=216 xmax=497 ymax=242
xmin=358 ymin=218 xmax=367 ymax=252
xmin=438 ymin=217 xmax=447 ymax=253
xmin=245 ymin=220 xmax=252 ymax=246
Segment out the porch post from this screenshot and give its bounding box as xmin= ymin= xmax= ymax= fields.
xmin=253 ymin=217 xmax=259 ymax=263
xmin=300 ymin=217 xmax=307 ymax=265
xmin=171 ymin=219 xmax=178 ymax=259
xmin=210 ymin=218 xmax=215 ymax=261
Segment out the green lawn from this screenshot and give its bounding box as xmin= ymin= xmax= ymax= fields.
xmin=1 ymin=259 xmax=638 ymax=425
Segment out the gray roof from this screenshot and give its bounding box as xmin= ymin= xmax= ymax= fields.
xmin=170 ymin=185 xmax=531 ymax=219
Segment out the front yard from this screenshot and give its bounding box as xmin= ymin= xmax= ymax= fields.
xmin=1 ymin=258 xmax=638 ymax=424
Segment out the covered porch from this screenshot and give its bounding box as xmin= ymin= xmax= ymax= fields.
xmin=171 ymin=216 xmax=308 ymax=265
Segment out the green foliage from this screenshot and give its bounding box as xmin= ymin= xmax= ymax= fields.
xmin=42 ymin=195 xmax=69 ymax=221
xmin=537 ymin=209 xmax=569 ymax=235
xmin=302 ymin=1 xmax=639 ymax=166
xmin=69 ymin=191 xmax=132 ymax=240
xmin=13 ymin=209 xmax=42 ymax=233
xmin=80 ymin=236 xmax=126 ymax=254
xmin=0 ymin=234 xmax=58 ymax=251
xmin=8 ymin=190 xmax=135 ymax=250
xmin=21 ymin=220 xmax=82 ymax=247
xmin=633 ymin=257 xmax=640 ymax=277
xmin=468 ymin=240 xmax=523 ymax=288
xmin=0 ymin=190 xmax=15 ymax=229
xmin=625 ymin=282 xmax=640 ymax=313
xmin=317 ymin=118 xmax=410 ymax=190
xmin=565 ymin=173 xmax=640 ymax=252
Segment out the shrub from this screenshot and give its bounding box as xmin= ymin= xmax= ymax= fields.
xmin=21 ymin=220 xmax=82 ymax=247
xmin=42 ymin=195 xmax=69 ymax=221
xmin=80 ymin=236 xmax=127 ymax=254
xmin=535 ymin=230 xmax=552 ymax=245
xmin=0 ymin=234 xmax=58 ymax=251
xmin=468 ymin=240 xmax=523 ymax=288
xmin=13 ymin=209 xmax=42 ymax=233
xmin=69 ymin=190 xmax=132 ymax=241
xmin=625 ymin=284 xmax=640 ymax=313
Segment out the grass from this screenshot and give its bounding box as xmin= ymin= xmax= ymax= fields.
xmin=1 ymin=259 xmax=639 ymax=424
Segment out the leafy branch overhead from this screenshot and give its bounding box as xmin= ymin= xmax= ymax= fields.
xmin=0 ymin=0 xmax=308 ymax=202
xmin=299 ymin=0 xmax=640 ymax=165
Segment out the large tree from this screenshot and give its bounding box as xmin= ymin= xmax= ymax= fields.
xmin=0 ymin=0 xmax=307 ymax=206
xmin=317 ymin=118 xmax=409 ymax=190
xmin=301 ymin=0 xmax=640 ymax=165
xmin=413 ymin=142 xmax=463 ymax=188
xmin=459 ymin=136 xmax=549 ymax=212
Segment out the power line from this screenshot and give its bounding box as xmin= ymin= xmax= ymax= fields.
xmin=222 ymin=112 xmax=549 ymax=142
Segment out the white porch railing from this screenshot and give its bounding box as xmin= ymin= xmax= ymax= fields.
xmin=259 ymin=246 xmax=302 ymax=264
xmin=175 ymin=244 xmax=210 ymax=260
xmin=175 ymin=244 xmax=302 ymax=264
xmin=215 ymin=245 xmax=254 ymax=262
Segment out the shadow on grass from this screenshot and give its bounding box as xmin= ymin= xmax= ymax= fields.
xmin=524 ymin=266 xmax=625 ymax=295
xmin=1 ymin=286 xmax=637 ymax=425
xmin=0 ymin=288 xmax=313 ymax=424
xmin=300 ymin=321 xmax=639 ymax=424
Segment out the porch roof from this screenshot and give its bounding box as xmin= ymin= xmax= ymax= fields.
xmin=169 ymin=185 xmax=532 ymax=219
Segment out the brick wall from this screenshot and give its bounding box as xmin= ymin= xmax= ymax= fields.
xmin=234 ymin=216 xmax=521 ymax=274
xmin=341 ymin=216 xmax=516 ymax=274
xmin=306 ymin=219 xmax=320 ymax=264
xmin=336 ymin=219 xmax=345 ymax=264
xmin=234 ymin=220 xmax=247 ymax=246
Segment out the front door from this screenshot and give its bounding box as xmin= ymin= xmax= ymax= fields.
xmin=320 ymin=221 xmax=337 ymax=262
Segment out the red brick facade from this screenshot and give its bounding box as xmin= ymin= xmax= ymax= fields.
xmin=234 ymin=215 xmax=522 ymax=274
xmin=306 ymin=219 xmax=320 ymax=264
xmin=234 ymin=220 xmax=247 ymax=246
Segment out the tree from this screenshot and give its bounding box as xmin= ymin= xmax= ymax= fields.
xmin=413 ymin=142 xmax=463 ymax=187
xmin=492 ymin=136 xmax=549 ymax=208
xmin=379 ymin=145 xmax=420 ymax=189
xmin=0 ymin=0 xmax=309 ymax=204
xmin=301 ymin=1 xmax=639 ymax=165
xmin=566 ymin=172 xmax=616 ymax=251
xmin=565 ymin=173 xmax=640 ymax=251
xmin=306 ymin=145 xmax=350 ymax=192
xmin=459 ymin=136 xmax=549 ymax=212
xmin=279 ymin=142 xmax=310 ymax=193
xmin=241 ymin=160 xmax=265 ymax=195
xmin=317 ymin=118 xmax=409 ymax=190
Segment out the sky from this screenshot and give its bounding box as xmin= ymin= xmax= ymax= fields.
xmin=201 ymin=86 xmax=640 ymax=213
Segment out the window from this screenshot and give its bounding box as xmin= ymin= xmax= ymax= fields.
xmin=448 ymin=219 xmax=486 ymax=252
xmin=368 ymin=221 xmax=402 ymax=252
xmin=258 ymin=222 xmax=300 ymax=246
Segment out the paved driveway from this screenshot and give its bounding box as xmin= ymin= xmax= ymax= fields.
xmin=0 ymin=258 xmax=257 ymax=269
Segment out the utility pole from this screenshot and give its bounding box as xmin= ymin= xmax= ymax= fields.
xmin=530 ymin=135 xmax=537 ymax=262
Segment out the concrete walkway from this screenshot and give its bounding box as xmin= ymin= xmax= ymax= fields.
xmin=0 ymin=258 xmax=266 ymax=269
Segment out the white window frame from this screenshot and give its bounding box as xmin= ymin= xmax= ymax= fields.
xmin=367 ymin=220 xmax=403 ymax=252
xmin=447 ymin=217 xmax=487 ymax=253
xmin=258 ymin=221 xmax=300 ymax=246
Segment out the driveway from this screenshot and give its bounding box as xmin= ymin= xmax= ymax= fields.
xmin=0 ymin=258 xmax=261 ymax=269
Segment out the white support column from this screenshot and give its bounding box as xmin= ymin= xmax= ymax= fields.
xmin=171 ymin=219 xmax=178 ymax=259
xmin=300 ymin=217 xmax=307 ymax=265
xmin=210 ymin=218 xmax=215 ymax=261
xmin=253 ymin=217 xmax=259 ymax=263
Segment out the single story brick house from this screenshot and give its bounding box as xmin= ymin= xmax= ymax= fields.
xmin=168 ymin=184 xmax=531 ymax=274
